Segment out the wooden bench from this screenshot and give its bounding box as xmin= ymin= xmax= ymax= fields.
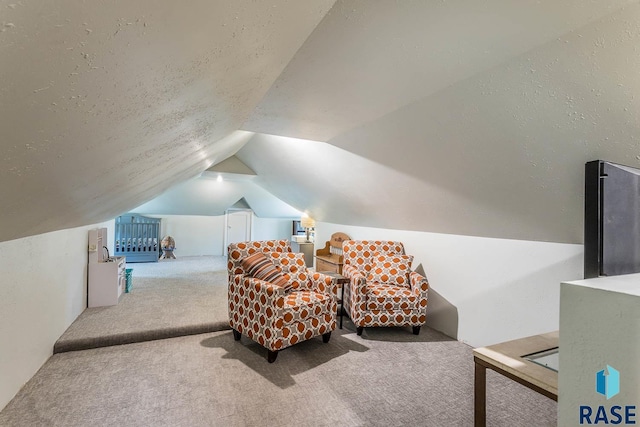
xmin=315 ymin=232 xmax=350 ymax=274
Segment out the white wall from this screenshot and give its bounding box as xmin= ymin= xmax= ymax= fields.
xmin=315 ymin=222 xmax=583 ymax=347
xmin=154 ymin=214 xmax=294 ymax=257
xmin=159 ymin=215 xmax=226 ymax=256
xmin=252 ymin=216 xmax=293 ymax=242
xmin=0 ymin=220 xmax=114 ymax=411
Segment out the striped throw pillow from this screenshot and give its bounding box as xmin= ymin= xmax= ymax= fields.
xmin=241 ymin=252 xmax=292 ymax=292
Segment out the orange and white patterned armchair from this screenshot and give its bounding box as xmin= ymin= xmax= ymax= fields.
xmin=227 ymin=240 xmax=338 ymax=362
xmin=342 ymin=240 xmax=428 ymax=336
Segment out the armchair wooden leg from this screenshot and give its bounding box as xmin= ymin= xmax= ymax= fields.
xmin=232 ymin=329 xmax=241 ymax=341
xmin=356 ymin=327 xmax=364 ymax=336
xmin=267 ymin=350 xmax=278 ymax=363
xmin=322 ymin=332 xmax=331 ymax=343
xmin=412 ymin=326 xmax=421 ymax=335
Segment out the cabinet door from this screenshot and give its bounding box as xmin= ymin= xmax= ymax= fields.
xmin=316 ymin=258 xmax=337 ymax=273
xmin=88 ymin=263 xmax=116 ymax=307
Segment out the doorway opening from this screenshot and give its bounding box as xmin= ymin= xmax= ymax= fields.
xmin=224 ymin=209 xmax=253 ymax=254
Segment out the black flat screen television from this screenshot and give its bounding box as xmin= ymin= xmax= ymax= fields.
xmin=584 ymin=160 xmax=640 ymax=278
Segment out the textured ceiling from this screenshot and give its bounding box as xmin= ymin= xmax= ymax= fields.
xmin=239 ymin=0 xmax=640 ymax=244
xmin=3 ymin=0 xmax=640 ymax=244
xmin=0 ymin=0 xmax=334 ymax=242
xmin=244 ymin=0 xmax=634 ymax=141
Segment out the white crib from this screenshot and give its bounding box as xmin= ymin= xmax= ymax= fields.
xmin=114 ymin=214 xmax=161 ymax=263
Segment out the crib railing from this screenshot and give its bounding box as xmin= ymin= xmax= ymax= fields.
xmin=114 ymin=214 xmax=161 ymax=263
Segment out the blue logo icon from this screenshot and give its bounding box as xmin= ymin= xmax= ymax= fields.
xmin=596 ymin=365 xmax=620 ymax=400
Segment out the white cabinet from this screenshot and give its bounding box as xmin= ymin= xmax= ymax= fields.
xmin=88 ymin=227 xmax=125 ymax=307
xmin=88 ymin=256 xmax=126 ymax=307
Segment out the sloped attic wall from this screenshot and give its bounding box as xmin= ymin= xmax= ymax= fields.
xmin=4 ymin=0 xmax=640 ymax=246
xmin=243 ymin=1 xmax=640 ymax=245
xmin=245 ymin=0 xmax=633 ymax=142
xmin=326 ymin=3 xmax=640 ymax=245
xmin=0 ymin=0 xmax=335 ymax=243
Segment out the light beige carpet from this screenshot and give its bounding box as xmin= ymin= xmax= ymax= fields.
xmin=54 ymin=256 xmax=230 ymax=353
xmin=1 ymin=325 xmax=557 ymax=427
xmin=4 ymin=256 xmax=557 ymax=426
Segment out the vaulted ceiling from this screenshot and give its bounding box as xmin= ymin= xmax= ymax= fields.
xmin=2 ymin=0 xmax=640 ymax=244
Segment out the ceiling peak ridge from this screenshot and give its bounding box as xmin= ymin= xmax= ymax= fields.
xmin=239 ymin=1 xmax=339 ymax=133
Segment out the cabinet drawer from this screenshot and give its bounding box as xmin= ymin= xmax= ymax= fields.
xmin=316 ymin=258 xmax=340 ymax=274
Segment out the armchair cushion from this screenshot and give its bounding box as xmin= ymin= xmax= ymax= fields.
xmin=241 ymin=252 xmax=292 ymax=292
xmin=365 ymin=283 xmax=419 ymax=310
xmin=367 ymin=252 xmax=413 ymax=287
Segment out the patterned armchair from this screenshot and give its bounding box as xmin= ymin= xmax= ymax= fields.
xmin=227 ymin=240 xmax=338 ymax=362
xmin=342 ymin=240 xmax=428 ymax=336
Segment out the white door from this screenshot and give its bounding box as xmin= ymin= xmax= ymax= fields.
xmin=226 ymin=210 xmax=252 ymax=249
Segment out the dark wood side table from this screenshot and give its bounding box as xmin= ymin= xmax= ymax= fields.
xmin=318 ymin=271 xmax=349 ymax=329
